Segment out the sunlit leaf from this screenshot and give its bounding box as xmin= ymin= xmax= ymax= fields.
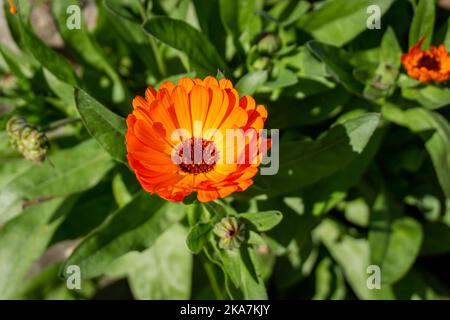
xmin=369 ymin=190 xmax=423 ymax=285
xmin=143 ymin=16 xmax=226 ymax=75
xmin=299 ymin=0 xmax=395 ymax=47
xmin=0 ymin=198 xmax=74 ymax=299
xmin=61 ymin=192 xmax=185 ymax=279
xmin=239 ymin=211 xmax=283 ymax=232
xmin=409 ymin=0 xmax=435 ymax=48
xmin=383 ymin=104 xmax=450 ymax=198
xmin=257 ymin=113 xmax=380 ymax=196
xmin=107 ymin=224 xmax=192 ymax=299
xmin=75 ymin=89 xmax=127 ymax=164
xmin=307 ymin=41 xmax=363 ymax=94
xmin=0 ymin=139 xmax=114 ymax=224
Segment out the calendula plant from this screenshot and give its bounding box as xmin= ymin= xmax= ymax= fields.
xmin=0 ymin=0 xmax=449 ymax=300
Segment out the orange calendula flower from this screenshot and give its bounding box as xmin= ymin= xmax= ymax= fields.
xmin=401 ymin=37 xmax=450 ymax=83
xmin=126 ymin=76 xmax=269 ymax=202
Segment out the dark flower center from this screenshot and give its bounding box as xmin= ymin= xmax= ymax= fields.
xmin=418 ymin=55 xmax=440 ymax=71
xmin=227 ymin=229 xmax=236 ymax=237
xmin=176 ymin=137 xmax=218 ymax=175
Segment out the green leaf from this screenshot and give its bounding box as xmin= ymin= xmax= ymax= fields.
xmin=0 ymin=198 xmax=74 ymax=299
xmin=75 ymin=89 xmax=127 ymax=164
xmin=219 ymin=0 xmax=255 ymax=37
xmin=258 ymin=196 xmax=319 ymax=251
xmin=61 ymin=192 xmax=185 ymax=279
xmin=17 ymin=13 xmax=78 ymax=86
xmin=302 ymin=126 xmax=386 ymax=216
xmin=0 ymin=44 xmax=30 ymax=90
xmin=264 ymin=67 xmax=298 ymax=89
xmin=2 ymin=0 xmax=30 ymax=51
xmin=214 ymin=245 xmax=268 ymax=299
xmin=402 ymin=85 xmax=450 ymax=110
xmin=443 ymin=17 xmax=450 ymax=49
xmin=103 ymin=0 xmax=165 ymax=78
xmin=112 ymin=172 xmax=134 ymax=207
xmin=43 ymin=69 xmax=77 ymax=116
xmin=14 ymin=262 xmax=96 ymax=300
xmin=268 ymin=88 xmax=350 ymax=129
xmin=0 ymin=139 xmax=114 ymax=224
xmin=103 ymin=0 xmax=143 ymax=23
xmin=313 ymin=257 xmax=346 ymax=300
xmin=364 ymin=27 xmax=402 ymax=100
xmin=299 ymin=0 xmax=395 ymax=47
xmin=268 ymin=0 xmax=310 ymax=27
xmin=281 ymin=46 xmax=329 ymax=80
xmin=235 ymin=70 xmax=268 ymax=96
xmin=204 ymin=200 xmax=237 ymax=217
xmin=52 ymin=0 xmax=128 ymax=104
xmin=186 ymin=222 xmax=213 ymax=254
xmin=409 ymin=0 xmax=435 ymax=48
xmin=382 ymin=104 xmax=450 ymax=198
xmin=142 ymin=16 xmax=226 ymax=75
xmin=107 ymin=224 xmax=192 ymax=299
xmin=380 ymin=28 xmax=402 ymax=68
xmin=345 ymin=198 xmax=370 ymax=228
xmin=193 ymin=0 xmax=227 ymax=56
xmin=51 ymin=184 xmax=118 ymax=243
xmin=307 ymin=41 xmax=363 ymax=94
xmin=315 ymin=219 xmax=395 ymax=299
xmin=219 ymin=0 xmax=259 ymax=53
xmin=369 ymin=191 xmax=423 ymax=285
xmin=257 ymin=113 xmax=380 ymax=197
xmin=239 ymin=211 xmax=283 ymax=232
xmin=0 ymin=158 xmax=32 ymax=188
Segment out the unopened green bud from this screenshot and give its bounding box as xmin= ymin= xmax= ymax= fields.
xmin=6 ymin=116 xmax=49 ymax=163
xmin=6 ymin=116 xmax=26 ymax=147
xmin=257 ymin=33 xmax=280 ymax=55
xmin=252 ymin=56 xmax=271 ymax=70
xmin=119 ymin=57 xmax=132 ymax=76
xmin=213 ymin=216 xmax=245 ymax=250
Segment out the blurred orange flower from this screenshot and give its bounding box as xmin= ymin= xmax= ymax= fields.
xmin=126 ymin=76 xmax=269 ymax=202
xmin=401 ymin=37 xmax=450 ymax=83
xmin=8 ymin=0 xmax=17 ymax=14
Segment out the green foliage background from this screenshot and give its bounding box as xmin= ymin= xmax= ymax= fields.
xmin=0 ymin=0 xmax=449 ymax=300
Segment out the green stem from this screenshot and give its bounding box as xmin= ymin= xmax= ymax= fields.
xmin=45 ymin=126 xmax=77 ymax=140
xmin=45 ymin=116 xmax=81 ymax=131
xmin=138 ymin=1 xmax=167 ymax=79
xmin=203 ymin=258 xmax=225 ymax=300
xmin=148 ymin=36 xmax=167 ymax=78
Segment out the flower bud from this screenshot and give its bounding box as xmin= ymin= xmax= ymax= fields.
xmin=252 ymin=56 xmax=271 ymax=70
xmin=213 ymin=216 xmax=245 ymax=250
xmin=6 ymin=116 xmax=49 ymax=163
xmin=6 ymin=116 xmax=26 ymax=147
xmin=257 ymin=33 xmax=280 ymax=55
